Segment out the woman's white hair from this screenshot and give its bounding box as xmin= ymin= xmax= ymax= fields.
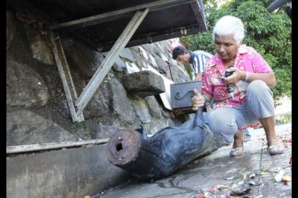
xmin=212 ymin=15 xmax=245 ymax=45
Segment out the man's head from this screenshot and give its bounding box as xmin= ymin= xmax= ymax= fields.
xmin=172 ymin=46 xmax=191 ymax=64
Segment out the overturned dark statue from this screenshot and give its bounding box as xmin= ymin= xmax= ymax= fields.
xmin=106 ymin=103 xmax=228 ymax=180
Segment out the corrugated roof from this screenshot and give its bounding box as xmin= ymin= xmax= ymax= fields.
xmin=7 ymin=0 xmax=207 ymax=52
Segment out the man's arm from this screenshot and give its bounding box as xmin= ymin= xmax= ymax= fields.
xmin=194 ymin=72 xmax=203 ymax=81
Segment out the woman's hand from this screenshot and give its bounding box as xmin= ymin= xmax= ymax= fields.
xmin=223 ymin=66 xmax=246 ymax=84
xmin=224 ymin=67 xmax=276 ymax=87
xmin=192 ymin=89 xmax=205 ymax=111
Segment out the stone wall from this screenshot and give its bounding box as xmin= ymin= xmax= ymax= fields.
xmin=6 ymin=7 xmax=197 ymax=197
xmin=6 ymin=8 xmax=193 ymax=146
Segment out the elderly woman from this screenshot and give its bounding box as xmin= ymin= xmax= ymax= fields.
xmin=192 ymin=15 xmax=284 ymax=156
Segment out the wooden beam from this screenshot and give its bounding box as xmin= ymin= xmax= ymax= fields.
xmin=102 ymin=24 xmax=202 ymax=52
xmin=6 ymin=139 xmax=109 ymax=154
xmin=190 ymin=0 xmax=207 ymax=31
xmin=49 ymin=31 xmax=84 ymax=122
xmin=49 ymin=0 xmax=195 ymax=31
xmin=75 ymin=8 xmax=149 ymax=117
xmin=6 ymin=133 xmax=156 ymax=155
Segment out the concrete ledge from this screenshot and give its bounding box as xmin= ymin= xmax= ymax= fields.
xmin=7 ymin=144 xmax=130 ymax=198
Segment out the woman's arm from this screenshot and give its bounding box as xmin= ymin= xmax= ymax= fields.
xmin=225 ymin=67 xmax=276 ymax=87
xmin=240 ymin=70 xmax=276 ymax=87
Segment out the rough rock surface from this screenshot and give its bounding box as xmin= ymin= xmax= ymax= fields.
xmin=6 ymin=8 xmax=193 ymax=145
xmin=7 ymin=110 xmax=78 ymax=146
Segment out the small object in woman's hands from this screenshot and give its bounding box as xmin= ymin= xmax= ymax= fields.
xmin=225 ymin=65 xmax=235 ymax=99
xmin=217 ymin=77 xmax=225 ymax=82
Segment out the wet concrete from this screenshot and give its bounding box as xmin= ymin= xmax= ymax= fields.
xmin=92 ymin=124 xmax=292 ymax=198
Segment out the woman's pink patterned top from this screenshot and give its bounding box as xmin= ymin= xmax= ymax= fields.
xmin=202 ymin=45 xmax=273 ymax=110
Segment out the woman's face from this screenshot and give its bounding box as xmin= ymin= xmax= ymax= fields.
xmin=214 ymin=34 xmax=239 ymax=61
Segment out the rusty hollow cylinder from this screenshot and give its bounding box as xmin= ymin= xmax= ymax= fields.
xmin=106 ymin=109 xmax=228 ymax=180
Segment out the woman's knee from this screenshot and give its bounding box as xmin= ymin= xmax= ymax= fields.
xmin=208 ymin=110 xmax=238 ymax=136
xmin=246 ymin=80 xmax=272 ymax=98
xmin=247 ymin=80 xmax=267 ymax=92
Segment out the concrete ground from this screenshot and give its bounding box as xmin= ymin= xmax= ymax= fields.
xmin=90 ymin=124 xmax=292 ymax=198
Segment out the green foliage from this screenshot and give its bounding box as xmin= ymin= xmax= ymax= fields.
xmin=181 ymin=0 xmax=292 ymax=99
xmin=275 ymin=114 xmax=292 ymax=125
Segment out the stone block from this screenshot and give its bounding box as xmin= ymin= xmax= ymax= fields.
xmin=122 ymin=70 xmax=165 ymax=97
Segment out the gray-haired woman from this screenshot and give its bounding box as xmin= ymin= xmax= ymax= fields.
xmin=192 ymin=15 xmax=284 ymax=156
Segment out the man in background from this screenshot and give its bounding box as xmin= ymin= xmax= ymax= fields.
xmin=172 ymin=46 xmax=213 ymax=81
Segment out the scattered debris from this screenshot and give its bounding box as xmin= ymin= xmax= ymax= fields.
xmin=268 ymin=167 xmax=282 ymax=173
xmin=225 ymin=176 xmax=238 ymax=180
xmin=243 ymin=174 xmax=247 ymax=180
xmin=255 ymin=195 xmax=263 ymax=198
xmin=208 ymin=185 xmax=217 ymax=192
xmin=282 ymin=175 xmax=292 ymax=183
xmin=231 ymin=186 xmax=251 ymax=196
xmin=248 ymin=181 xmax=256 ymax=186
xmin=216 ymin=185 xmax=231 ymax=190
xmin=274 ymin=169 xmax=285 ymax=182
xmin=230 ymin=180 xmax=251 ymax=196
xmin=193 ymin=184 xmax=234 ymax=198
xmin=248 ymin=173 xmax=256 ymax=179
xmin=194 ymin=161 xmax=292 ymax=198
